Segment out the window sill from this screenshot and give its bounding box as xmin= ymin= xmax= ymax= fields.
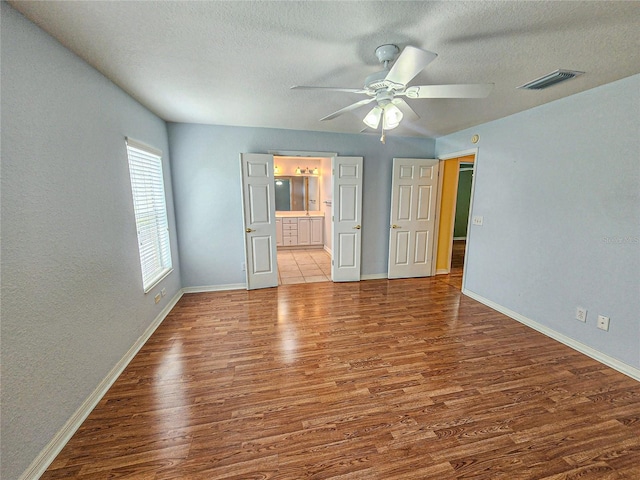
xmin=143 ymin=268 xmax=174 ymax=294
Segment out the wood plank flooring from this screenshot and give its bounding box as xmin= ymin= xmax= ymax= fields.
xmin=437 ymin=240 xmax=466 ymax=290
xmin=43 ymin=278 xmax=640 ymax=479
xmin=451 ymin=240 xmax=466 ymax=270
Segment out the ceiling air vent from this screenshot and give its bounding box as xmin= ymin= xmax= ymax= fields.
xmin=517 ymin=69 xmax=584 ymax=90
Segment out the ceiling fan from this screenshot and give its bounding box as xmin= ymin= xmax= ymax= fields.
xmin=292 ymin=44 xmax=493 ymax=142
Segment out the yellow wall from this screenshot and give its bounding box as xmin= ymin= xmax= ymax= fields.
xmin=435 ymin=155 xmax=475 ymax=273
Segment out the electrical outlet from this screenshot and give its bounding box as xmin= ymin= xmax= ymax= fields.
xmin=472 ymin=215 xmax=484 ymax=226
xmin=161 ymin=288 xmax=166 ymax=297
xmin=575 ymin=307 xmax=587 ymax=322
xmin=154 ymin=293 xmax=161 ymax=304
xmin=597 ymin=315 xmax=610 ymax=331
xmin=241 ymin=262 xmax=246 ymax=271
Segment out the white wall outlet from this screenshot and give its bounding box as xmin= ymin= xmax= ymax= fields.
xmin=241 ymin=262 xmax=246 ymax=271
xmin=154 ymin=293 xmax=161 ymax=304
xmin=161 ymin=288 xmax=166 ymax=297
xmin=597 ymin=315 xmax=610 ymax=331
xmin=575 ymin=307 xmax=587 ymax=322
xmin=472 ymin=215 xmax=484 ymax=226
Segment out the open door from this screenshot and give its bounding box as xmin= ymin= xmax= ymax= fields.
xmin=331 ymin=156 xmax=363 ymax=282
xmin=387 ymin=158 xmax=439 ymax=279
xmin=240 ymin=153 xmax=278 ymax=290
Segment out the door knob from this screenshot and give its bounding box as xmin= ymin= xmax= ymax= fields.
xmin=391 ymin=224 xmax=400 ymax=229
xmin=245 ymin=228 xmax=255 ymax=233
xmin=353 ymin=225 xmax=361 ymax=230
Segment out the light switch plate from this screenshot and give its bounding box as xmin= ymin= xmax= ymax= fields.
xmin=472 ymin=215 xmax=484 ymax=226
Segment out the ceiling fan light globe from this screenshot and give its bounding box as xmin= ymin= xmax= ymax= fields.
xmin=363 ymin=106 xmax=383 ymax=129
xmin=382 ymin=104 xmax=403 ymax=129
xmin=383 ymin=118 xmax=400 ymax=130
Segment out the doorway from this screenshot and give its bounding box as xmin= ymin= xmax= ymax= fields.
xmin=273 ymin=155 xmax=332 ymax=286
xmin=434 ymin=152 xmax=477 ymax=290
xmin=450 ymin=162 xmax=473 ymax=277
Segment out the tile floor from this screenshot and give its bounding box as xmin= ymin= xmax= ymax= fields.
xmin=277 ymin=244 xmax=464 ymax=287
xmin=277 ymin=248 xmax=331 ymax=285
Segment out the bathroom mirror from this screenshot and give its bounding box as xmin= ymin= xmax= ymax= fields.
xmin=275 ymin=176 xmax=319 ymax=212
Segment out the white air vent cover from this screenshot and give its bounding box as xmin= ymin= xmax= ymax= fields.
xmin=518 ymin=69 xmax=584 ymax=90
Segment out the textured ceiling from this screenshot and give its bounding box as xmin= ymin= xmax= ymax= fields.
xmin=9 ymin=1 xmax=640 ymax=138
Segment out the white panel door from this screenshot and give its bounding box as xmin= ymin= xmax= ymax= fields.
xmin=332 ymin=156 xmax=363 ymax=282
xmin=388 ymin=158 xmax=439 ymax=279
xmin=240 ymin=153 xmax=278 ymax=290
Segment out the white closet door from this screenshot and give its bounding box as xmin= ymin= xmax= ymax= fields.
xmin=387 ymin=158 xmax=439 ymax=279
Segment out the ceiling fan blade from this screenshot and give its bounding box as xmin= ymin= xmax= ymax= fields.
xmin=320 ymin=98 xmax=375 ymax=121
xmin=404 ymin=84 xmax=494 ymax=98
xmin=385 ymin=46 xmax=438 ymax=86
xmin=291 ymin=85 xmax=368 ymax=94
xmin=392 ymin=98 xmax=420 ymax=121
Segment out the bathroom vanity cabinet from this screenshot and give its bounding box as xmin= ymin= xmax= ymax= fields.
xmin=276 ymin=216 xmax=323 ymax=247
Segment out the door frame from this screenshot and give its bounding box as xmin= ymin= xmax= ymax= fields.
xmin=269 ymin=151 xmax=337 ymax=267
xmin=454 ymin=162 xmax=475 ymax=241
xmin=435 ymin=148 xmax=479 ymax=291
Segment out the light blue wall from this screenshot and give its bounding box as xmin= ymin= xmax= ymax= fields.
xmin=168 ymin=123 xmax=436 ymax=287
xmin=0 ymin=5 xmax=181 ymax=479
xmin=436 ymin=74 xmax=640 ymax=370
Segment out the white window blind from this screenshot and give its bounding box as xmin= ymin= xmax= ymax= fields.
xmin=126 ymin=138 xmax=172 ymax=292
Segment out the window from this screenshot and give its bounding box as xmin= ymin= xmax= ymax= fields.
xmin=125 ymin=138 xmax=172 ymax=292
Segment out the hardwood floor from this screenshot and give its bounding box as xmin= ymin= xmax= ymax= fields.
xmin=451 ymin=239 xmax=466 ymax=270
xmin=43 ymin=278 xmax=640 ymax=479
xmin=438 ymin=240 xmax=466 ymax=290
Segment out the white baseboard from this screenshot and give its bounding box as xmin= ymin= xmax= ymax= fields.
xmin=463 ymin=289 xmax=640 ymax=382
xmin=182 ymin=283 xmax=246 ymax=293
xmin=435 ymin=268 xmax=450 ymax=275
xmin=324 ymin=245 xmax=332 ymax=256
xmin=19 ymin=289 xmax=184 ymax=480
xmin=453 ymin=236 xmax=467 ymax=241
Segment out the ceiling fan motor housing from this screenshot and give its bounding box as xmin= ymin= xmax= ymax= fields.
xmin=364 ymin=70 xmax=390 ymax=91
xmin=364 ymin=70 xmax=406 ymax=94
xmin=375 ymin=44 xmax=400 ymax=64
xmin=375 ymin=89 xmax=394 ymax=106
xmin=365 ymin=45 xmax=404 ymax=93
